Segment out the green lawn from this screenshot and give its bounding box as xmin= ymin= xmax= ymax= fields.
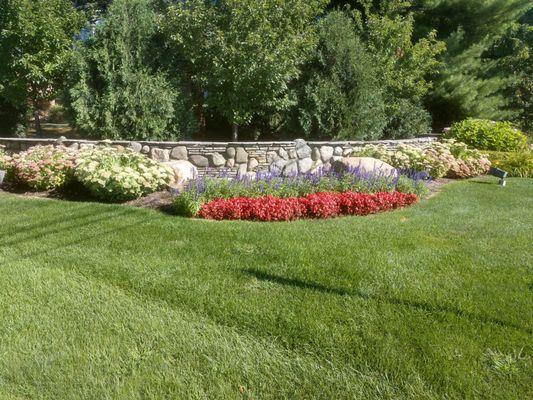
xmin=0 ymin=178 xmax=532 ymax=399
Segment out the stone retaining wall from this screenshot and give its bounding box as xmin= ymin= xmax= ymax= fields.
xmin=0 ymin=136 xmax=438 ymax=177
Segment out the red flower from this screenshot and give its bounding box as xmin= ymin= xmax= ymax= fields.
xmin=198 ymin=191 xmax=419 ymax=221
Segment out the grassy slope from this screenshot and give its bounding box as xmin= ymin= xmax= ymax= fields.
xmin=0 ymin=178 xmax=531 ymax=399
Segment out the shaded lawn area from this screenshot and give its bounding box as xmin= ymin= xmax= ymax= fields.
xmin=0 ymin=178 xmax=531 ymax=399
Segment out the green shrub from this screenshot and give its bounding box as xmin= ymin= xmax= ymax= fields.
xmin=447 ymin=119 xmax=528 ymax=151
xmin=3 ymin=145 xmax=77 ymax=190
xmin=47 ymin=104 xmax=68 ymax=124
xmin=75 ymin=146 xmax=173 ymax=202
xmin=486 ymin=151 xmax=533 ymax=178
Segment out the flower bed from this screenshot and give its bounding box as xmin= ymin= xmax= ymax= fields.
xmin=173 ymin=168 xmax=428 ymax=217
xmin=354 ymin=139 xmax=491 ymax=178
xmin=2 ymin=145 xmax=76 ymax=190
xmin=198 ymin=191 xmax=419 ymax=221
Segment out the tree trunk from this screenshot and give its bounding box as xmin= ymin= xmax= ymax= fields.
xmin=232 ymin=123 xmax=239 ymax=142
xmin=34 ymin=109 xmax=42 ymax=137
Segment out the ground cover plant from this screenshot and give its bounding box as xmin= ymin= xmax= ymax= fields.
xmin=173 ymin=168 xmax=428 ymax=217
xmin=0 ymin=178 xmax=531 ymax=398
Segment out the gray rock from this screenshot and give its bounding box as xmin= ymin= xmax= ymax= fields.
xmin=295 ymin=139 xmax=312 ymax=159
xmin=164 ymin=160 xmax=198 ymax=188
xmin=311 ymin=147 xmax=321 ymax=161
xmin=170 ymin=146 xmax=188 ymax=160
xmin=226 ymin=158 xmax=235 ymax=168
xmin=68 ymin=143 xmax=79 ymax=151
xmin=298 ymin=157 xmax=313 ymax=174
xmin=331 ymin=157 xmax=397 ymax=176
xmin=79 ymin=143 xmax=95 ymax=150
xmin=151 ymin=148 xmax=170 ymax=163
xmin=237 ymin=163 xmax=248 ymax=176
xmin=56 ymin=136 xmax=67 ymax=145
xmin=310 ymin=159 xmax=324 ymax=174
xmin=209 ymin=152 xmax=226 ymax=167
xmin=288 ymin=149 xmax=298 ymax=159
xmin=270 ymin=158 xmax=287 ymax=174
xmin=248 ymin=157 xmax=259 ymax=171
xmin=189 ymin=155 xmax=209 ymax=167
xmin=226 ymin=147 xmax=236 ymax=158
xmin=129 ymin=142 xmax=142 ymax=153
xmin=278 ymin=147 xmax=289 ymax=160
xmin=266 ymin=151 xmax=279 ymax=163
xmin=320 ymin=146 xmax=334 ymax=162
xmin=334 ymin=146 xmax=343 ymax=156
xmin=343 ymin=147 xmax=354 ymax=157
xmin=282 ymin=160 xmax=299 ymax=177
xmin=235 ymin=147 xmax=248 ymax=163
xmin=141 ymin=145 xmax=150 ymax=154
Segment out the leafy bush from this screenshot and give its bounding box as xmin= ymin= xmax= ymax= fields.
xmin=173 ymin=169 xmax=428 ymax=217
xmin=47 ymin=104 xmax=68 ymax=124
xmin=486 ymin=151 xmax=533 ymax=178
xmin=198 ymin=191 xmax=419 ymax=221
xmin=447 ymin=119 xmax=528 ymax=151
xmin=3 ymin=145 xmax=76 ymax=190
xmin=354 ymin=140 xmax=491 ymax=179
xmin=75 ymin=146 xmax=173 ymax=202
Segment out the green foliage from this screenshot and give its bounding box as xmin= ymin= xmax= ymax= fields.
xmin=67 ymin=0 xmax=196 ymax=141
xmin=416 ymin=0 xmax=532 ymax=130
xmin=74 ymin=146 xmax=174 ymax=201
xmin=486 ymin=151 xmax=533 ymax=178
xmin=0 ymin=147 xmax=5 ymax=170
xmin=166 ymin=0 xmax=326 ymax=138
xmin=358 ymin=0 xmax=446 ymax=138
xmin=484 ymin=10 xmax=532 ymax=133
xmin=3 ymin=145 xmax=77 ymax=190
xmin=0 ymin=0 xmax=84 ymax=122
xmin=284 ymin=10 xmax=386 ymax=140
xmin=447 ymin=118 xmax=528 ymax=151
xmin=47 ymin=105 xmax=68 ymax=124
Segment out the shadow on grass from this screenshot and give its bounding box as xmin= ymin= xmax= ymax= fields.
xmin=243 ymin=268 xmax=531 ymax=335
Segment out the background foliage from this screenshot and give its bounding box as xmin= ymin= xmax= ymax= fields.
xmin=0 ymin=0 xmax=531 ymax=140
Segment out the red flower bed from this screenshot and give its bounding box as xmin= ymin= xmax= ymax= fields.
xmin=198 ymin=191 xmax=419 ymax=221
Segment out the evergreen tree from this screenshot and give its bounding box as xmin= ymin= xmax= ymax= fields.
xmin=67 ymin=0 xmax=196 ymax=140
xmin=284 ymin=10 xmax=386 ymax=140
xmin=414 ymin=0 xmax=531 ymax=130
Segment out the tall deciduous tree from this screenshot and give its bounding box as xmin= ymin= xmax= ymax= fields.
xmin=0 ymin=0 xmax=84 ymax=134
xmin=166 ymin=0 xmax=326 ymax=141
xmin=67 ymin=0 xmax=197 ymax=140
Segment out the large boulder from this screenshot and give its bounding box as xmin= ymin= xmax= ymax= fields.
xmin=164 ymin=160 xmax=198 ymax=188
xmin=332 ymin=157 xmax=397 ymax=177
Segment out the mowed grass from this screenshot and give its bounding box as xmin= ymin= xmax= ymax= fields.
xmin=0 ymin=178 xmax=532 ymax=399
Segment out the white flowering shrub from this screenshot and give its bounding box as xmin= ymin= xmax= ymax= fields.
xmin=75 ymin=146 xmax=173 ymax=201
xmin=353 ymin=140 xmax=490 ymax=179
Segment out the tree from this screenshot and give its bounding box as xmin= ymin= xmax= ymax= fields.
xmin=284 ymin=10 xmax=387 ymax=140
xmin=414 ymin=0 xmax=531 ymax=130
xmin=356 ymin=0 xmax=445 ymax=137
xmin=165 ymin=0 xmax=327 ymax=141
xmin=67 ymin=0 xmax=197 ymax=140
xmin=0 ymin=0 xmax=85 ymax=134
xmin=484 ymin=8 xmax=532 ymax=132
